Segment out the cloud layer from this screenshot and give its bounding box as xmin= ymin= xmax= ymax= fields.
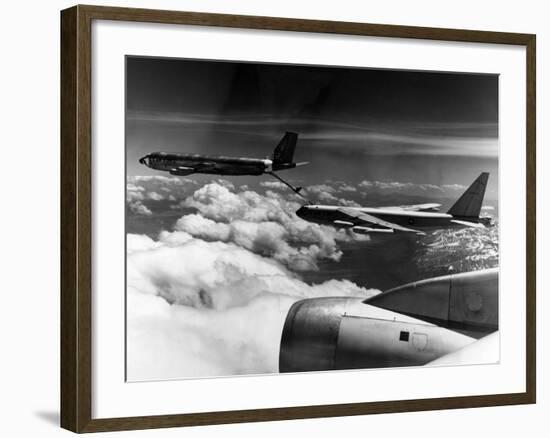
xmin=127 ymin=232 xmax=378 ymax=381
xmin=126 ymin=183 xmax=152 ymax=215
xmin=259 ymin=177 xmax=468 ymax=205
xmin=127 ymin=181 xmax=381 ymax=381
xmin=126 ymin=178 xmax=497 ymax=381
xmin=178 ymin=183 xmax=366 ymax=271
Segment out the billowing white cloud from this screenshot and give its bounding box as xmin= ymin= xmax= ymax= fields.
xmin=127 ymin=182 xmax=381 ymax=381
xmin=259 ymin=180 xmax=360 ymax=207
xmin=442 ymin=183 xmax=467 ymax=191
xmin=315 ymin=191 xmax=339 ymax=203
xmin=260 ymin=181 xmax=289 ymax=191
xmin=359 ymin=180 xmax=443 ymax=192
xmin=265 ymin=178 xmax=468 ymax=204
xmin=126 ymin=175 xmax=198 ymax=210
xmin=356 ymin=179 xmax=472 ymax=200
xmin=338 ymin=183 xmax=357 ymax=192
xmin=175 ymin=214 xmax=336 ymax=271
xmin=147 ymin=191 xmax=164 ymax=201
xmin=179 ymin=183 xmax=367 ymax=271
xmin=126 ymin=183 xmax=145 ymax=202
xmin=129 ymin=202 xmax=152 ymax=216
xmin=306 ymin=184 xmax=337 ymax=195
xmin=127 ymin=232 xmax=379 ymax=381
xmin=215 ymin=178 xmax=235 ymax=191
xmin=127 ymin=183 xmax=152 ymax=215
xmin=301 ymin=183 xmax=362 ymax=206
xmin=338 ymin=198 xmax=362 ymax=207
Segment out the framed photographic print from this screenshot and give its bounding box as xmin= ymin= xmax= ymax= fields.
xmin=60 ymin=4 xmax=536 ymax=433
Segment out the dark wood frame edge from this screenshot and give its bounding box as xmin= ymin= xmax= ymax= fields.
xmin=60 ymin=4 xmax=536 ymax=433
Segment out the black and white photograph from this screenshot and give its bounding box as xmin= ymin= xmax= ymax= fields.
xmin=125 ymin=56 xmax=499 ymax=382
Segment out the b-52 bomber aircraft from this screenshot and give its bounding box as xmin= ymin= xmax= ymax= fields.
xmin=139 ymin=132 xmax=307 ymax=195
xmin=296 ymin=172 xmax=491 ymax=235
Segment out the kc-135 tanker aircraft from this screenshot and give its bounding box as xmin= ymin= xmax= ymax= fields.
xmin=296 ymin=172 xmax=491 ymax=235
xmin=139 ymin=132 xmax=307 ymax=194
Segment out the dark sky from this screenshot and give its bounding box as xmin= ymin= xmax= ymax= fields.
xmin=126 ymin=56 xmax=498 ymax=197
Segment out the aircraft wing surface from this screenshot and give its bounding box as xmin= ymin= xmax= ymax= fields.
xmin=337 ymin=208 xmax=426 ymax=235
xmin=449 ymin=219 xmax=485 ymax=228
xmin=385 ymin=203 xmax=441 ymax=212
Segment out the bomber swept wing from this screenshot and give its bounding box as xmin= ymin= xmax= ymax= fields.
xmin=337 ymin=207 xmax=426 ymax=235
xmin=449 ymin=219 xmax=486 ymax=228
xmin=385 ymin=203 xmax=442 ymax=212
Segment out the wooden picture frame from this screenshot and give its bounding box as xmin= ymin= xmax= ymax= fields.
xmin=60 ymin=4 xmax=536 ymax=433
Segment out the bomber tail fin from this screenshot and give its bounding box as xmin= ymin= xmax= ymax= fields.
xmin=447 ymin=172 xmax=489 ymax=218
xmin=272 ymin=132 xmax=298 ymax=165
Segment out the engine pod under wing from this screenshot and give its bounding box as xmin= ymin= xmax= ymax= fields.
xmin=279 ymin=297 xmax=474 ymax=373
xmin=169 ymin=166 xmax=195 ymax=176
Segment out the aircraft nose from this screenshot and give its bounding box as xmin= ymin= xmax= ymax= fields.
xmin=296 ymin=206 xmax=308 ymax=219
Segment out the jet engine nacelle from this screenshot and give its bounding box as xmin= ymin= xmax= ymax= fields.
xmin=169 ymin=167 xmax=195 ymax=176
xmin=279 ymin=297 xmax=475 ymax=373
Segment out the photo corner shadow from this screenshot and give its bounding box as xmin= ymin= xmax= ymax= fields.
xmin=34 ymin=410 xmax=60 ymax=427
